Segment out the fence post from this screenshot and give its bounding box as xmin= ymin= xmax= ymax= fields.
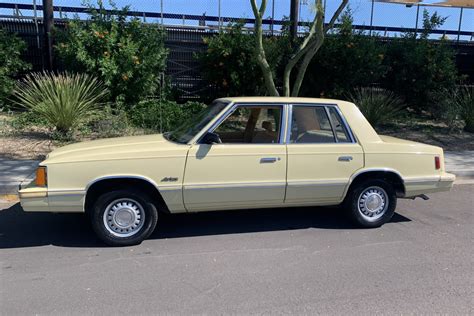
xmin=160 ymin=0 xmax=164 ymax=25
xmin=271 ymin=0 xmax=275 ymax=35
xmin=33 ymin=0 xmax=41 ymax=49
xmin=218 ymin=0 xmax=222 ymax=32
xmin=290 ymin=0 xmax=299 ymax=42
xmin=42 ymin=0 xmax=54 ymax=70
xmin=414 ymin=4 xmax=420 ymax=38
xmin=370 ymin=0 xmax=375 ymax=36
xmin=457 ymin=8 xmax=464 ymax=43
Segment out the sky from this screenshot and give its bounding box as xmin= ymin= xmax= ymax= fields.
xmin=0 ymin=0 xmax=472 ymax=39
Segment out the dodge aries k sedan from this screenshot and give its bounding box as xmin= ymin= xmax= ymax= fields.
xmin=19 ymin=97 xmax=455 ymax=246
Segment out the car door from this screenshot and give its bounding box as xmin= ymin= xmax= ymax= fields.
xmin=285 ymin=104 xmax=364 ymax=205
xmin=183 ymin=103 xmax=287 ymax=212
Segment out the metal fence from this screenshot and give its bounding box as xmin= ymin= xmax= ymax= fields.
xmin=1 ymin=1 xmax=473 ymax=100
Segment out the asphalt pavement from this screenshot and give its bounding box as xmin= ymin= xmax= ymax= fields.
xmin=0 ymin=185 xmax=473 ymax=314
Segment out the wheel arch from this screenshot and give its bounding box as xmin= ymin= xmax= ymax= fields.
xmin=343 ymin=168 xmax=406 ymax=200
xmin=84 ymin=176 xmax=170 ymax=214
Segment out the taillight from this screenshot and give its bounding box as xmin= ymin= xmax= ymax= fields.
xmin=35 ymin=166 xmax=47 ymax=187
xmin=435 ymin=156 xmax=441 ymax=170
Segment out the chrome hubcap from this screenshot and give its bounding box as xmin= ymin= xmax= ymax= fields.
xmin=357 ymin=186 xmax=388 ymax=222
xmin=103 ymin=198 xmax=145 ymax=238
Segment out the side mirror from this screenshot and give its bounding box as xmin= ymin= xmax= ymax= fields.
xmin=201 ymin=132 xmax=222 ymax=145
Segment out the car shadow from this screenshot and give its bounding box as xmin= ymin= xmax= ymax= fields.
xmin=0 ymin=203 xmax=411 ymax=249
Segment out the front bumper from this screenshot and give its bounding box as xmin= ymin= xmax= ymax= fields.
xmin=19 ymin=187 xmax=50 ymax=212
xmin=19 ymin=186 xmax=85 ymax=213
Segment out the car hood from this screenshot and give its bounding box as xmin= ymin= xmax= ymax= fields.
xmin=44 ymin=134 xmax=190 ymax=164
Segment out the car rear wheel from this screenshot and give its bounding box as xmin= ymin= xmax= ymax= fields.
xmin=91 ymin=190 xmax=158 ymax=246
xmin=345 ymin=179 xmax=396 ymax=228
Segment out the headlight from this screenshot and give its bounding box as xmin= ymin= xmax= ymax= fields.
xmin=35 ymin=166 xmax=47 ymax=187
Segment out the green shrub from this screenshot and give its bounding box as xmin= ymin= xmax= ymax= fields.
xmin=456 ymin=86 xmax=474 ymax=133
xmin=302 ymin=9 xmax=387 ymax=98
xmin=56 ymin=1 xmax=167 ymax=106
xmin=0 ymin=28 xmax=30 ymax=108
xmin=382 ymin=11 xmax=458 ymax=112
xmin=129 ymin=99 xmax=206 ymax=132
xmin=348 ymin=88 xmax=405 ymax=127
xmin=196 ymin=22 xmax=289 ymax=98
xmin=12 ymin=72 xmax=108 ymax=134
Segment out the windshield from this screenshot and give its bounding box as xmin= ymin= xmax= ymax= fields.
xmin=165 ymin=100 xmax=230 ymax=144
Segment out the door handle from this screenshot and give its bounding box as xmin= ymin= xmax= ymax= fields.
xmin=260 ymin=157 xmax=279 ymax=163
xmin=338 ymin=156 xmax=353 ymax=162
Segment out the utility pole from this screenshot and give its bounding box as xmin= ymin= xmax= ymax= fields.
xmin=42 ymin=0 xmax=54 ymax=70
xmin=290 ymin=0 xmax=299 ymax=43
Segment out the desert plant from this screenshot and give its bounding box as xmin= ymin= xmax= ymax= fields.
xmin=129 ymin=99 xmax=206 ymax=132
xmin=12 ymin=72 xmax=108 ymax=134
xmin=348 ymin=88 xmax=404 ymax=126
xmin=431 ymin=88 xmax=462 ymax=131
xmin=455 ymin=86 xmax=474 ymax=133
xmin=0 ymin=28 xmax=30 ymax=108
xmin=56 ymin=0 xmax=167 ymax=106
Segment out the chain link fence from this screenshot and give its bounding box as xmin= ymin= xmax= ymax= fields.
xmin=1 ymin=1 xmax=472 ymax=37
xmin=0 ymin=0 xmax=473 ymax=99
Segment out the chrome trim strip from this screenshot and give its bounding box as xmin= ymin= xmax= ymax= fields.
xmin=19 ymin=191 xmax=48 ymax=199
xmin=286 ymin=104 xmax=293 ymax=144
xmin=85 ymin=175 xmax=163 ymax=192
xmin=287 ymin=180 xmax=347 ymax=187
xmin=184 ymin=182 xmax=286 ymax=190
xmin=333 ymin=105 xmax=357 ymax=144
xmin=342 ymin=168 xmax=405 ymax=198
xmin=404 ymin=176 xmax=441 ymax=184
xmin=324 ymin=106 xmax=339 ymax=143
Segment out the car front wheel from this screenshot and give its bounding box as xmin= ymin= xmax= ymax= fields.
xmin=345 ymin=179 xmax=396 ymax=228
xmin=91 ymin=190 xmax=158 ymax=246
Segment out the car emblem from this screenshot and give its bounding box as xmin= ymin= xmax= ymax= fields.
xmin=161 ymin=177 xmax=178 ymax=182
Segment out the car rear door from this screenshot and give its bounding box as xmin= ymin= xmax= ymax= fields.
xmin=285 ymin=103 xmax=364 ymax=205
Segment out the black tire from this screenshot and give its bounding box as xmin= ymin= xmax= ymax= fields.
xmin=90 ymin=190 xmax=158 ymax=246
xmin=344 ymin=179 xmax=396 ymax=228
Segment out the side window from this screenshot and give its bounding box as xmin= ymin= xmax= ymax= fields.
xmin=327 ymin=107 xmax=351 ymax=143
xmin=290 ymin=106 xmax=336 ymax=143
xmin=214 ymin=105 xmax=282 ymax=144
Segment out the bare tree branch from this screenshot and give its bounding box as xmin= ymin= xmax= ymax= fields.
xmin=283 ymin=0 xmax=323 ymax=96
xmin=324 ymin=0 xmax=349 ymax=33
xmin=291 ymin=2 xmax=325 ymax=96
xmin=251 ymin=0 xmax=279 ymax=96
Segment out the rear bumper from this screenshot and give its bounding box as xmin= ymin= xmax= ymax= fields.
xmin=404 ymin=172 xmax=456 ymax=198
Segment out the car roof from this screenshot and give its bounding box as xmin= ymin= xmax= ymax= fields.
xmin=217 ymin=96 xmax=352 ymax=105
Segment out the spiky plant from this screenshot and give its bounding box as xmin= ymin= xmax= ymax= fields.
xmin=349 ymin=87 xmax=405 ymax=127
xmin=455 ymin=86 xmax=474 ymax=133
xmin=13 ymin=72 xmax=108 ymax=134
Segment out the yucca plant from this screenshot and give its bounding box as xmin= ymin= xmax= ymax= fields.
xmin=455 ymin=86 xmax=474 ymax=133
xmin=13 ymin=72 xmax=108 ymax=134
xmin=348 ymin=87 xmax=405 ymax=127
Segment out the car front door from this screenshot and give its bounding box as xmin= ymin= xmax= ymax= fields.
xmin=285 ymin=104 xmax=364 ymax=205
xmin=183 ymin=103 xmax=287 ymax=212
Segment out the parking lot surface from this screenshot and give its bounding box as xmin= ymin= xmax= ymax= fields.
xmin=0 ymin=185 xmax=473 ymax=314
